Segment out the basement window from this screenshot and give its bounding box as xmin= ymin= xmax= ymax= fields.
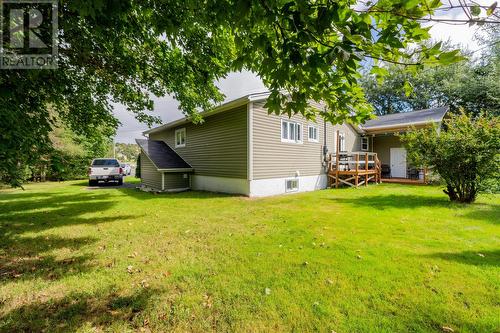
xmin=285 ymin=178 xmax=299 ymax=192
xmin=175 ymin=128 xmax=186 ymax=148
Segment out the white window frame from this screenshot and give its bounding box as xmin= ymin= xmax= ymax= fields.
xmin=308 ymin=125 xmax=319 ymax=143
xmin=175 ymin=128 xmax=186 ymax=148
xmin=361 ymin=137 xmax=369 ymax=151
xmin=285 ymin=178 xmax=299 ymax=192
xmin=338 ymin=132 xmax=346 ymax=152
xmin=281 ymin=119 xmax=303 ymax=144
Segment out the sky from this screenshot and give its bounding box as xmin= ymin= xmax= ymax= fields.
xmin=113 ymin=3 xmax=489 ymax=143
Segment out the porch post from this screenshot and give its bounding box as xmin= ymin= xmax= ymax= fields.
xmin=365 ymin=153 xmax=368 ymax=186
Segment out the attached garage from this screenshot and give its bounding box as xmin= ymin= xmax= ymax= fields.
xmin=136 ymin=139 xmax=193 ymax=192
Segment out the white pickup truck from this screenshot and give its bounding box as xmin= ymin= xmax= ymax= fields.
xmin=88 ymin=158 xmax=124 ymax=186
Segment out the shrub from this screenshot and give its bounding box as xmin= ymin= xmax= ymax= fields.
xmin=400 ymin=112 xmax=500 ymax=203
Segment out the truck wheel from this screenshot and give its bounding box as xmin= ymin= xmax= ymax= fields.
xmin=118 ymin=178 xmax=123 ymax=186
xmin=89 ymin=179 xmax=96 ymax=186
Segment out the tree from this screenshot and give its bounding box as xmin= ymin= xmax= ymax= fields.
xmin=360 ymin=27 xmax=500 ymax=116
xmin=2 ymin=0 xmax=492 ymax=186
xmin=400 ymin=112 xmax=500 ymax=203
xmin=115 ymin=143 xmax=141 ymax=163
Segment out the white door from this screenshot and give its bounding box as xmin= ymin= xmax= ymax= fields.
xmin=390 ymin=148 xmax=407 ymax=178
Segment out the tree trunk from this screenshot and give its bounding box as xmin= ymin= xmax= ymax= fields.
xmin=443 ymin=184 xmax=458 ymax=201
xmin=444 ymin=182 xmax=477 ymax=203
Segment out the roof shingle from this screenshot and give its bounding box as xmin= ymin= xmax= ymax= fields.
xmin=136 ymin=139 xmax=192 ymax=170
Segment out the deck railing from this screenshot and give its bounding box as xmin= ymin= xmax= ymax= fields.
xmin=328 ymin=152 xmax=381 ymax=172
xmin=327 ymin=152 xmax=381 ymax=188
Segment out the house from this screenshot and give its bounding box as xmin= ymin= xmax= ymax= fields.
xmin=137 ymin=92 xmax=448 ymax=196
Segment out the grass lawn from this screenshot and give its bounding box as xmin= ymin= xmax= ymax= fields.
xmin=0 ymin=179 xmax=498 ymax=332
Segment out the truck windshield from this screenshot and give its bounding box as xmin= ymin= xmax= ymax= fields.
xmin=92 ymin=159 xmax=120 ymax=167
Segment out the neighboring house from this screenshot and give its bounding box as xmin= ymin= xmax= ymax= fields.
xmin=137 ymin=92 xmax=448 ymax=197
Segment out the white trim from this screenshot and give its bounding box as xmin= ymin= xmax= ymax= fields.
xmin=247 ymin=102 xmax=254 ymax=181
xmin=191 ymin=175 xmax=250 ymax=195
xmin=161 ymin=173 xmax=165 ymax=191
xmin=361 ymin=137 xmax=369 ymax=151
xmin=280 ymin=119 xmax=303 ymax=144
xmin=338 ymin=132 xmax=346 ymax=152
xmin=308 ymin=124 xmax=319 ymax=142
xmin=250 ymin=174 xmax=327 ymax=197
xmin=175 ymin=128 xmax=186 ymax=148
xmin=157 ymin=168 xmax=194 ymax=172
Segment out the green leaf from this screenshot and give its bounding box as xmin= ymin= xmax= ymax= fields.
xmin=403 ymin=0 xmax=420 ymax=9
xmin=437 ymin=50 xmax=463 ymax=65
xmin=403 ymin=80 xmax=413 ymax=97
xmin=471 ymin=5 xmax=481 ymax=16
xmin=371 ymin=66 xmax=389 ymax=77
xmin=487 ymin=2 xmax=497 ymax=15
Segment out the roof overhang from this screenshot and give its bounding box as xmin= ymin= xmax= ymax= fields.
xmin=363 ymin=121 xmax=439 ymax=135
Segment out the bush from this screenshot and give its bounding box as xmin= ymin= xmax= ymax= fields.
xmin=400 ymin=112 xmax=500 ymax=203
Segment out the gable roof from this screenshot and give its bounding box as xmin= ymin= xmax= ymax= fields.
xmin=136 ymin=139 xmax=192 ymax=171
xmin=361 ymin=107 xmax=449 ymax=133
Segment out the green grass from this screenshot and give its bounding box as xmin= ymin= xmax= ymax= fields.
xmin=0 ymin=179 xmax=498 ymax=332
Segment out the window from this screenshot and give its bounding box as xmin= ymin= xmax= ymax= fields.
xmin=175 ymin=128 xmax=186 ymax=148
xmin=338 ymin=132 xmax=346 ymax=152
xmin=281 ymin=120 xmax=302 ymax=144
xmin=308 ymin=125 xmax=319 ymax=142
xmin=92 ymin=159 xmax=120 ymax=167
xmin=361 ymin=137 xmax=369 ymax=151
xmin=285 ymin=178 xmax=299 ymax=192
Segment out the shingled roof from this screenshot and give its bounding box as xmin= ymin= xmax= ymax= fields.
xmin=361 ymin=107 xmax=449 ymax=132
xmin=136 ymin=139 xmax=192 ymax=171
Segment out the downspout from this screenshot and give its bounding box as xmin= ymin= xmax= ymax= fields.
xmin=322 ymin=117 xmax=329 ymax=172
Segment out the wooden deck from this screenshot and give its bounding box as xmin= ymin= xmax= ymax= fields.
xmin=327 ymin=130 xmax=381 ymax=188
xmin=328 ymin=151 xmax=381 ymax=188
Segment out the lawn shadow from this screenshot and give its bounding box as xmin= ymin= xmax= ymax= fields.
xmin=0 ymin=235 xmax=96 ymax=282
xmin=461 ymin=204 xmax=500 ymax=224
xmin=0 ymin=287 xmax=157 ymax=332
xmin=115 ymin=187 xmax=244 ymax=200
xmin=0 ymin=189 xmax=139 ymax=283
xmin=325 ymin=194 xmax=452 ymax=210
xmin=424 ymin=250 xmax=500 ymax=267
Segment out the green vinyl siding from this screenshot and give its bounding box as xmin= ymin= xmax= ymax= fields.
xmin=252 ymin=100 xmax=361 ymax=180
xmin=164 ymin=173 xmax=190 ymax=189
xmin=150 ymin=105 xmax=248 ymax=179
xmin=373 ymin=134 xmax=402 ymax=166
xmin=140 ymin=152 xmax=162 ymax=190
xmin=252 ymin=101 xmax=325 ymax=179
xmin=326 ymin=122 xmax=362 ymax=153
